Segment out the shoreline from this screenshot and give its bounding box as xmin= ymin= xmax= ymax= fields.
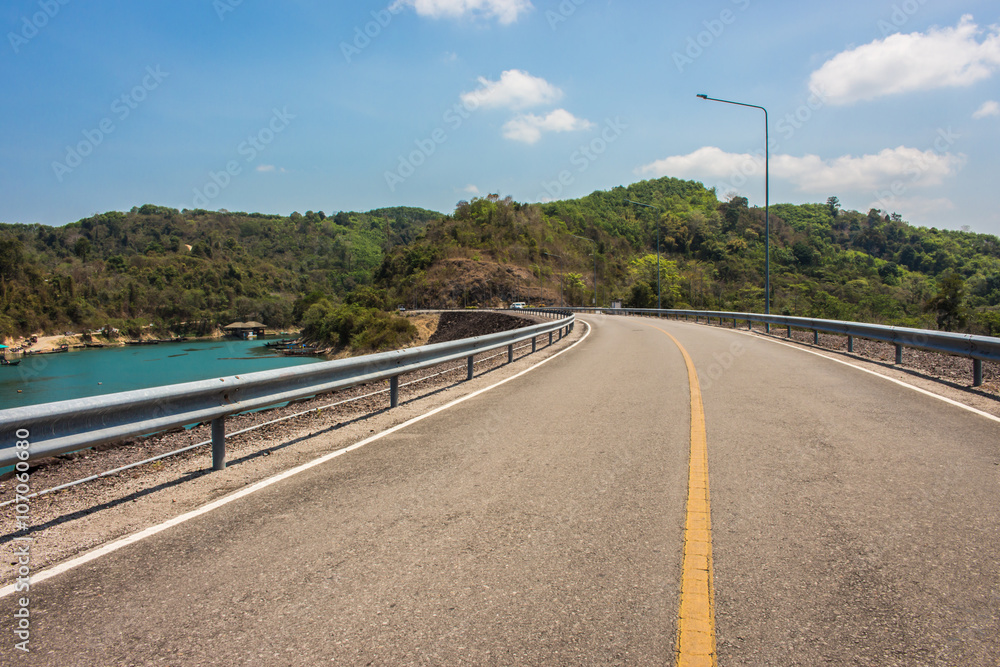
xmin=4 ymin=328 xmax=301 ymax=356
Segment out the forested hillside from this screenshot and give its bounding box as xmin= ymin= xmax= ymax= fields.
xmin=2 ymin=177 xmax=999 ymax=340
xmin=378 ymin=180 xmax=1000 ymax=334
xmin=0 ymin=205 xmax=437 ymax=337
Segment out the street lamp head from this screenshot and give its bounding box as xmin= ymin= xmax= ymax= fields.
xmin=696 ymin=94 xmax=708 ymax=99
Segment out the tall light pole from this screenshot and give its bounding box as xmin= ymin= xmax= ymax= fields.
xmin=625 ymin=200 xmax=661 ymax=309
xmin=569 ymin=233 xmax=598 ymax=306
xmin=696 ymin=93 xmax=770 ymax=315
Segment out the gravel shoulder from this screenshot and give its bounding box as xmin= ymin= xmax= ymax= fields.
xmin=1 ymin=313 xmax=580 ymax=582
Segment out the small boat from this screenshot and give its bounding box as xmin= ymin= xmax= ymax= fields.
xmin=265 ymin=338 xmax=299 ymax=348
xmin=125 ymin=340 xmax=160 ymax=345
xmin=0 ymin=359 xmax=20 ymax=366
xmin=29 ymin=344 xmax=69 ymax=355
xmin=281 ymin=347 xmax=321 ymax=356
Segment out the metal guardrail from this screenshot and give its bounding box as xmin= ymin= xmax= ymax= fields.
xmin=0 ymin=313 xmax=575 ymax=471
xmin=577 ymin=307 xmax=997 ymax=387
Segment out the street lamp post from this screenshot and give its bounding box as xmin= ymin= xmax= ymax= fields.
xmin=569 ymin=233 xmax=598 ymax=307
xmin=625 ymin=200 xmax=661 ymax=309
xmin=696 ymin=93 xmax=769 ymax=315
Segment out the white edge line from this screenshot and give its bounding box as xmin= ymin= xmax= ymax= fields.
xmin=0 ymin=321 xmax=591 ymax=599
xmin=693 ymin=319 xmax=1000 ymax=425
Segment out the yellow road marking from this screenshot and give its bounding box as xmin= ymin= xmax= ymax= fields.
xmin=646 ymin=324 xmax=716 ymax=666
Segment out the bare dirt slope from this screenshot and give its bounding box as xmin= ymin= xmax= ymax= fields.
xmin=428 ymin=310 xmax=537 ymax=343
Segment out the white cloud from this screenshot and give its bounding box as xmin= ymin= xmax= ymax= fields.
xmin=773 ymin=148 xmax=966 ymax=191
xmin=637 ymin=146 xmax=745 ymax=180
xmin=808 ymin=15 xmax=1000 ymax=105
xmin=256 ymin=164 xmax=275 ymax=172
xmin=973 ymin=100 xmax=1000 ymax=118
xmin=638 ymin=145 xmax=965 ymax=193
xmin=463 ymin=184 xmax=480 ymax=194
xmin=867 ymin=195 xmax=956 ymax=219
xmin=460 ymin=69 xmax=562 ymax=110
xmin=390 ymin=0 xmax=532 ymax=25
xmin=502 ymin=109 xmax=593 ymax=144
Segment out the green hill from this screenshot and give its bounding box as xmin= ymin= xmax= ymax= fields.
xmin=2 ymin=178 xmax=999 ymax=339
xmin=376 ymin=180 xmax=1000 ymax=334
xmin=0 ymin=205 xmax=438 ymax=338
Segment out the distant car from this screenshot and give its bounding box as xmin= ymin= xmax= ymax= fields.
xmin=509 ymin=302 xmax=526 ymax=309
xmin=397 ymin=305 xmax=406 ymax=312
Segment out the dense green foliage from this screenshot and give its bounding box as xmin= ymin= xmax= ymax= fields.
xmin=2 ymin=177 xmax=999 ymax=340
xmin=300 ymin=300 xmax=417 ymax=352
xmin=0 ymin=205 xmax=437 ymax=337
xmin=377 ymin=179 xmax=1000 ymax=334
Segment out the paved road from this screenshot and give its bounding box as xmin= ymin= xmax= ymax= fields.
xmin=3 ymin=314 xmax=999 ymax=665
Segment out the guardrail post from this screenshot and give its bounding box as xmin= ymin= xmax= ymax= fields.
xmin=507 ymin=344 xmax=513 ymax=364
xmin=813 ymin=330 xmax=819 ymax=345
xmin=765 ymin=322 xmax=771 ymax=334
xmin=895 ymin=344 xmax=903 ymax=365
xmin=747 ymin=319 xmax=752 ymax=330
xmin=390 ymin=375 xmax=399 ymax=408
xmin=211 ymin=418 xmax=226 ymax=471
xmin=786 ymin=325 xmax=791 ymax=338
xmin=549 ymin=331 xmax=553 ymax=345
xmin=974 ymin=359 xmax=983 ymax=387
xmin=848 ymin=335 xmax=854 ymax=353
xmin=467 ymin=355 xmax=474 ymax=381
xmin=532 ymin=337 xmax=537 ymax=353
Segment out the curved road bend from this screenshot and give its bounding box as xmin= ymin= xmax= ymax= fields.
xmin=2 ymin=314 xmax=999 ymax=665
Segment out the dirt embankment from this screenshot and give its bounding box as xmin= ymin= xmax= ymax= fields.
xmin=421 ymin=258 xmax=557 ymax=308
xmin=428 ymin=311 xmax=537 ymax=343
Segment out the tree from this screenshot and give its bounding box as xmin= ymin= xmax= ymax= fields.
xmin=924 ymin=272 xmax=968 ymax=331
xmin=564 ymin=273 xmax=586 ymax=305
xmin=74 ymin=237 xmax=92 ymax=261
xmin=826 ymin=196 xmax=840 ymax=218
xmin=624 ymin=282 xmax=654 ymax=308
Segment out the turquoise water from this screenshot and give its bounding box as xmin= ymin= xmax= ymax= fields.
xmin=0 ymin=338 xmax=324 ymax=410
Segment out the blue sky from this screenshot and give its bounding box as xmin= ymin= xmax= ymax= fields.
xmin=2 ymin=0 xmax=999 ymax=234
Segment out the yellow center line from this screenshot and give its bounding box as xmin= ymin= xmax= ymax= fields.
xmin=646 ymin=323 xmax=716 ymax=666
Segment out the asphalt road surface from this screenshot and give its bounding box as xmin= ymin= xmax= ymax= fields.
xmin=3 ymin=314 xmax=999 ymax=665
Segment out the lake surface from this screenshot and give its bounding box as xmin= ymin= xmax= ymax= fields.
xmin=0 ymin=338 xmax=324 ymax=410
